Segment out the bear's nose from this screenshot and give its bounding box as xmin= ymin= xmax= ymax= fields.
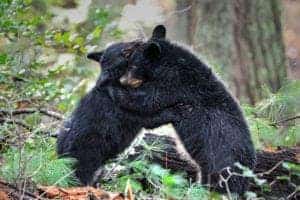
xmin=119 ymin=71 xmax=143 ymax=88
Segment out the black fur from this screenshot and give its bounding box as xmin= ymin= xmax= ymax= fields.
xmin=57 ymin=42 xmax=181 ymax=185
xmin=108 ymin=25 xmax=256 ymax=194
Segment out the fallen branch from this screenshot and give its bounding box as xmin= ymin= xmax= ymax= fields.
xmin=39 ymin=109 xmax=64 ymax=120
xmin=128 ymin=133 xmax=300 ymax=199
xmin=0 ymin=118 xmax=57 ymax=137
xmin=0 ymin=117 xmax=32 ymax=131
xmin=0 ymin=109 xmax=63 ymax=120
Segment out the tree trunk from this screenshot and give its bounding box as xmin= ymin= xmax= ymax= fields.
xmin=189 ymin=0 xmax=287 ymax=104
xmin=186 ymin=0 xmax=200 ymax=46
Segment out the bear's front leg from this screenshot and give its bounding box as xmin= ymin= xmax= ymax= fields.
xmin=108 ymin=85 xmax=188 ymax=115
xmin=107 ymin=86 xmax=157 ymax=114
xmin=140 ymin=104 xmax=187 ymax=129
xmin=69 ymin=133 xmax=110 ymax=185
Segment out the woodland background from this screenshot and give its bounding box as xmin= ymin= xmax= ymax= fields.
xmin=0 ymin=0 xmax=299 ymax=199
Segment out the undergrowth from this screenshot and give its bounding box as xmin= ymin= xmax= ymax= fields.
xmin=0 ymin=136 xmax=77 ymax=187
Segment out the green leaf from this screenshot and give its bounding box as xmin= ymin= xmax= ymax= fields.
xmin=126 ymin=179 xmax=143 ymax=193
xmin=149 ymin=164 xmax=169 ymax=178
xmin=0 ymin=53 xmax=7 ymax=64
xmin=186 ymin=185 xmax=209 ymax=200
xmin=92 ymin=26 xmax=102 ymax=39
xmin=276 ymin=176 xmax=290 ymax=181
xmin=282 ymin=162 xmax=300 ymax=175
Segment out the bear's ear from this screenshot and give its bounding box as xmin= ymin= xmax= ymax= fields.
xmin=87 ymin=51 xmax=103 ymax=62
xmin=143 ymin=42 xmax=161 ymax=60
xmin=151 ymin=25 xmax=166 ymax=39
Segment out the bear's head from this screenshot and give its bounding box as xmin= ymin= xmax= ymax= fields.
xmin=88 ymin=25 xmax=212 ymax=91
xmin=117 ymin=25 xmax=166 ymax=88
xmin=87 ymin=41 xmax=141 ymax=87
xmin=117 ymin=25 xmax=212 ymax=91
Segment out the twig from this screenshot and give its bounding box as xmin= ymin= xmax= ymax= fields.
xmin=21 ymin=178 xmax=27 ymax=200
xmin=165 ymin=5 xmax=192 ymax=19
xmin=257 ymin=160 xmax=284 ymax=176
xmin=0 ymin=108 xmax=64 ymax=120
xmin=218 ymin=167 xmax=233 ymax=200
xmin=287 ymin=182 xmax=299 ymax=199
xmin=0 ymin=117 xmax=58 ymax=137
xmin=273 ymin=115 xmax=300 ymax=125
xmin=39 ymin=109 xmax=64 ymax=120
xmin=0 ymin=117 xmax=32 ymax=131
xmin=0 ymin=180 xmax=39 ymax=199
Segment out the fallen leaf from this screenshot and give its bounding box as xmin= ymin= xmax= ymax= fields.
xmin=38 ymin=186 xmax=129 ymax=200
xmin=0 ymin=191 xmax=9 ymax=200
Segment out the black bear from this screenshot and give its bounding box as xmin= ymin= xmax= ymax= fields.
xmin=56 ymin=41 xmax=181 ymax=185
xmin=107 ymin=25 xmax=256 ymax=194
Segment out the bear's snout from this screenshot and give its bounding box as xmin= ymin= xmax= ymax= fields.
xmin=119 ymin=71 xmax=143 ymax=88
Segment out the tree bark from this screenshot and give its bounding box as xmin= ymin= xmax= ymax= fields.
xmin=191 ymin=0 xmax=287 ymax=104
xmin=186 ymin=0 xmax=199 ymax=46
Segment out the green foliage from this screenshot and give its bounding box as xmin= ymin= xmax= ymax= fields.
xmin=0 ymin=0 xmax=49 ymax=39
xmin=0 ymin=124 xmax=15 ymax=152
xmin=282 ymin=162 xmax=300 ymax=177
xmin=235 ymin=163 xmax=266 ymax=186
xmin=0 ymin=0 xmax=116 ymax=113
xmin=244 ymin=80 xmax=300 ymax=148
xmin=100 ymin=136 xmax=213 ymax=200
xmin=0 ymin=0 xmax=117 ymax=189
xmin=256 ymin=80 xmax=300 ymax=122
xmin=0 ymin=137 xmax=77 ymax=187
xmin=102 ymin=159 xmax=210 ymax=200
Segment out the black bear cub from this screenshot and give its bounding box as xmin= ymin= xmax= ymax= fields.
xmin=57 ymin=42 xmax=181 ymax=185
xmin=108 ymin=25 xmax=256 ymax=194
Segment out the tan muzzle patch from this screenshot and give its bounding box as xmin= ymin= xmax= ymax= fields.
xmin=119 ymin=72 xmax=143 ymax=88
